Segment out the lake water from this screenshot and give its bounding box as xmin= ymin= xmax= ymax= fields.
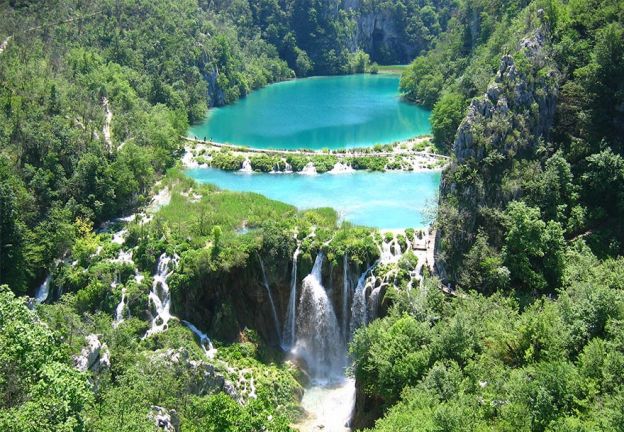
xmin=188 ymin=75 xmax=431 ymax=150
xmin=186 ymin=168 xmax=441 ymax=229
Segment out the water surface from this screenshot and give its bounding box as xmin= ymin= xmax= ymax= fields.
xmin=188 ymin=75 xmax=431 ymax=150
xmin=186 ymin=168 xmax=440 ymax=229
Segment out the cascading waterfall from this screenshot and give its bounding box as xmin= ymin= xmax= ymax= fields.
xmin=144 ymin=253 xmax=179 ymax=338
xmin=294 ymin=252 xmax=344 ymax=383
xmin=35 ymin=275 xmax=52 ymax=304
xmin=350 ymin=266 xmax=376 ymax=337
xmin=282 ymin=241 xmax=302 ymax=350
xmin=182 ymin=320 xmax=217 ymax=359
xmin=113 ymin=287 xmax=127 ymax=328
xmin=368 ymin=285 xmax=383 ymax=321
xmin=241 ymin=159 xmax=253 ymax=173
xmin=258 ymin=256 xmax=281 ymax=342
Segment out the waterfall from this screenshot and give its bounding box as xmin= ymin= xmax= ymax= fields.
xmin=368 ymin=286 xmax=382 ymax=321
xmin=113 ymin=287 xmax=127 ymax=328
xmin=35 ymin=275 xmax=52 ymax=304
xmin=144 ymin=253 xmax=179 ymax=338
xmin=350 ymin=268 xmax=370 ymax=337
xmin=294 ymin=252 xmax=344 ymax=383
xmin=258 ymin=256 xmax=281 ymax=342
xmin=182 ymin=320 xmax=217 ymax=359
xmin=300 ymin=162 xmax=318 ymax=175
xmin=282 ymin=242 xmax=302 ymax=350
xmin=329 ymin=162 xmax=355 ymax=174
xmin=341 ymin=254 xmax=350 ymax=342
xmin=240 ymin=159 xmax=253 ymax=173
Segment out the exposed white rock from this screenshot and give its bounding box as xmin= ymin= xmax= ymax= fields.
xmin=74 ymin=334 xmax=111 ymax=373
xmin=149 ymin=406 xmax=179 ymax=432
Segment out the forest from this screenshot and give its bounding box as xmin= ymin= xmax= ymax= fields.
xmin=1 ymin=0 xmax=623 ymax=431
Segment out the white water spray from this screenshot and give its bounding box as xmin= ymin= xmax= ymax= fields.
xmin=182 ymin=320 xmax=217 ymax=359
xmin=240 ymin=159 xmax=253 ymax=173
xmin=113 ymin=287 xmax=127 ymax=328
xmin=35 ymin=275 xmax=52 ymax=304
xmin=294 ymin=252 xmax=345 ymax=383
xmin=144 ymin=253 xmax=179 ymax=338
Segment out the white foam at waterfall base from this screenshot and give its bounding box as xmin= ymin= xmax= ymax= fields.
xmin=329 ymin=162 xmax=355 ymax=174
xmin=294 ymin=252 xmax=345 ymax=384
xmin=240 ymin=159 xmax=253 ymax=173
xmin=300 ymin=162 xmax=318 ymax=175
xmin=297 ymin=378 xmax=355 ymax=432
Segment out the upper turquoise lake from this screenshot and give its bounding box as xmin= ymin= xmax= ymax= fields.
xmin=188 ymin=75 xmax=431 ymax=150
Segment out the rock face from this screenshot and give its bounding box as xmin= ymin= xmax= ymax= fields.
xmin=153 ymin=348 xmax=238 ymax=399
xmin=149 ymin=406 xmax=180 ymax=432
xmin=172 ymin=247 xmax=366 ymax=348
xmin=345 ymin=0 xmax=426 ymax=64
xmin=204 ymin=69 xmax=226 ymax=108
xmin=74 ymin=334 xmax=111 ymax=373
xmin=437 ymin=14 xmax=560 ymax=280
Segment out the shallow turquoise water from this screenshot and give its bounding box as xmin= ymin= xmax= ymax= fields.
xmin=186 ymin=168 xmax=440 ymax=229
xmin=188 ymin=75 xmax=431 ymax=150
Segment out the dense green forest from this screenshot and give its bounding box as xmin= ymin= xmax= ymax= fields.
xmin=1 ymin=0 xmax=624 ymax=431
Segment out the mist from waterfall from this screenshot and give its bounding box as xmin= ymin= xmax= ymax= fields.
xmin=294 ymin=252 xmax=345 ymax=383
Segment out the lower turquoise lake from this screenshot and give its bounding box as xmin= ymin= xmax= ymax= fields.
xmin=188 ymin=75 xmax=431 ymax=150
xmin=186 ymin=168 xmax=441 ymax=229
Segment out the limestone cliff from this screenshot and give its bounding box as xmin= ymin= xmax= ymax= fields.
xmin=345 ymin=0 xmax=430 ymax=64
xmin=171 ymin=245 xmax=374 ymax=348
xmin=436 ymin=11 xmax=560 ymax=281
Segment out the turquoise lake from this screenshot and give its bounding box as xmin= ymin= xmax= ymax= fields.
xmin=188 ymin=75 xmax=431 ymax=150
xmin=186 ymin=168 xmax=441 ymax=229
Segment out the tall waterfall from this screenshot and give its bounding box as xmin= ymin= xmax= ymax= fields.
xmin=341 ymin=254 xmax=350 ymax=343
xmin=144 ymin=253 xmax=179 ymax=338
xmin=294 ymin=252 xmax=345 ymax=383
xmin=258 ymin=256 xmax=281 ymax=342
xmin=282 ymin=242 xmax=301 ymax=350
